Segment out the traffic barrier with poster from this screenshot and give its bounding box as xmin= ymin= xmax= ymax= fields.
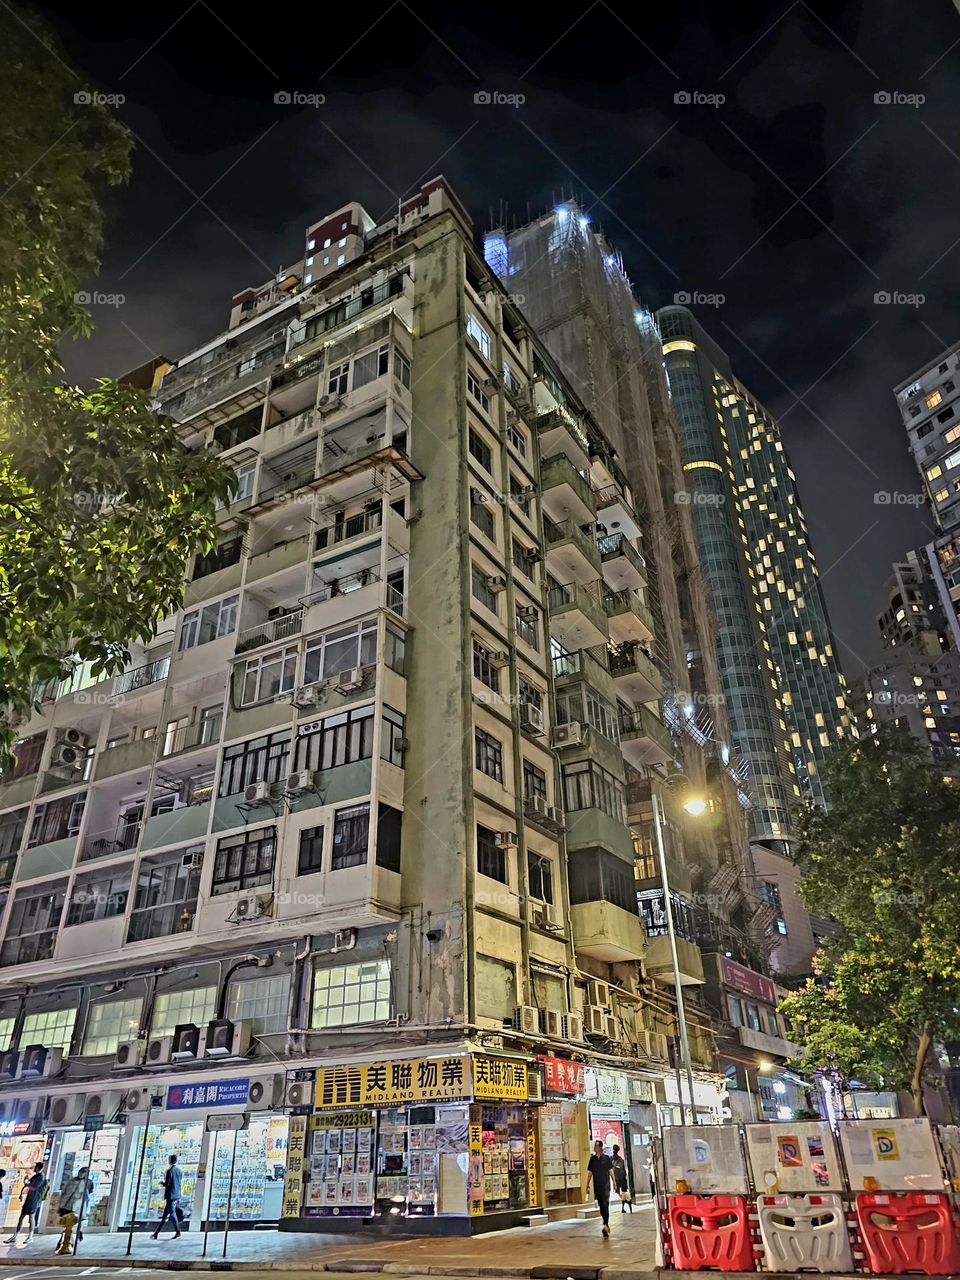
xmin=658 ymin=1125 xmax=757 ymax=1272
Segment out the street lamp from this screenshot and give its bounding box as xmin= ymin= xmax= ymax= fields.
xmin=650 ymin=774 xmax=706 ymax=1126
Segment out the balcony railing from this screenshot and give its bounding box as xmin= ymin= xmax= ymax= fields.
xmin=112 ymin=656 xmax=171 ymax=698
xmin=301 ymin=568 xmax=381 ymax=608
xmin=597 ymin=532 xmax=646 ymax=568
xmin=385 ymin=584 xmax=406 ymax=617
xmin=161 ymin=714 xmax=223 ymax=757
xmin=80 ymin=822 xmax=142 ymax=863
xmin=193 ymin=537 xmax=243 ymax=581
xmin=290 ymin=271 xmax=408 ymax=351
xmin=315 ymin=505 xmax=383 ymax=551
xmin=236 ymin=609 xmax=304 ymax=654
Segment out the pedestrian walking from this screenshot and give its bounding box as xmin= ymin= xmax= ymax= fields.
xmin=611 ymin=1144 xmax=632 ymax=1213
xmin=5 ymin=1163 xmax=47 ymax=1245
xmin=152 ymin=1154 xmax=183 ymax=1240
xmin=585 ymin=1138 xmax=614 ymax=1237
xmin=56 ymin=1165 xmax=93 ymax=1255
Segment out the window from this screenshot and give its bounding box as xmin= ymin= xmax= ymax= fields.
xmin=516 ymin=606 xmax=540 ymax=649
xmin=337 ymin=254 xmax=345 ymax=266
xmin=225 ymin=974 xmax=289 ymax=1037
xmin=519 ymin=676 xmax=542 ymax=711
xmin=476 ymin=823 xmax=506 ymax=882
xmin=81 ymin=997 xmax=142 ymax=1056
xmin=295 ymin=705 xmax=375 ymax=772
xmin=927 ymin=389 xmax=944 ymax=408
xmin=332 ymin=804 xmax=370 ymax=869
xmin=512 ymin=538 xmax=536 ymax=578
xmin=466 ymin=314 xmax=491 ymax=360
xmin=302 ymin=618 xmax=377 ymax=685
xmin=339 ymin=237 xmax=347 ymax=248
xmin=758 ymin=880 xmax=787 ymax=935
xmin=727 ymin=995 xmax=742 ymax=1027
xmin=528 ymin=852 xmax=554 ymax=904
xmin=745 ymin=1002 xmax=762 ymax=1031
xmin=127 ymin=847 xmax=203 ymax=942
xmin=395 ymin=350 xmax=411 ymax=390
xmin=568 ymin=848 xmax=635 ymax=913
xmin=219 ymin=731 xmax=291 ymax=797
xmin=380 ymin=706 xmax=407 ymax=767
xmin=469 ymin=427 xmax=493 ymax=472
xmin=375 ymin=803 xmax=402 ymax=871
xmin=506 ymin=423 xmax=526 ymax=456
xmin=470 ymin=489 xmax=495 ymax=539
xmin=20 ymin=1007 xmax=77 ymax=1052
xmin=475 ymin=727 xmax=504 ymax=782
xmin=523 ymin=759 xmax=547 ymax=805
xmin=471 ymin=564 xmax=499 ymax=613
xmin=1 ymin=881 xmax=67 ymax=965
xmin=467 ymin=369 xmax=490 ymax=413
xmin=298 ymin=826 xmax=324 ymax=875
xmin=312 ymin=959 xmax=390 ymax=1028
xmin=184 ymin=596 xmax=238 ymax=644
xmin=562 ymin=761 xmax=624 ymax=821
xmin=473 ymin=639 xmax=501 ymax=691
xmin=0 ymin=809 xmax=27 ymax=858
xmin=0 ymin=1018 xmax=14 ymax=1052
xmin=765 ymin=1008 xmax=780 ymax=1038
xmin=232 ymin=461 xmax=257 ymax=503
xmin=352 ymin=344 xmax=389 ymax=389
xmin=239 ymin=645 xmax=298 ymax=705
xmin=66 ymin=866 xmax=131 ymax=926
xmin=151 ymin=986 xmax=215 ymax=1037
xmin=328 ymin=362 xmax=349 ymax=395
xmin=212 ymin=826 xmax=276 ymax=895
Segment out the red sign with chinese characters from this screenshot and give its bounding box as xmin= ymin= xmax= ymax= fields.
xmin=720 ymin=957 xmax=776 ymax=1005
xmin=539 ymin=1056 xmax=584 ymax=1094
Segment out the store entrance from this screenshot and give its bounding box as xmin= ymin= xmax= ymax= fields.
xmin=203 ymin=1115 xmax=289 ymax=1227
xmin=0 ymin=1132 xmax=49 ymax=1232
xmin=121 ymin=1120 xmax=203 ymax=1230
xmin=47 ymin=1127 xmax=123 ymax=1231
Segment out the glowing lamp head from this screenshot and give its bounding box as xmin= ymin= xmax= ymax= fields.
xmin=682 ymin=795 xmax=707 ymax=817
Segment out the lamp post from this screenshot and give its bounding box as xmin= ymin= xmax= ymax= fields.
xmin=650 ymin=782 xmax=703 ymax=1126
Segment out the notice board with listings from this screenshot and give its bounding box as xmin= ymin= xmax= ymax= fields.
xmin=745 ymin=1121 xmax=844 ymax=1193
xmin=837 ymin=1118 xmax=945 ymax=1190
xmin=662 ymin=1124 xmax=749 ymax=1194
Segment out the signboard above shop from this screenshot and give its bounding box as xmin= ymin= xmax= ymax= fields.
xmin=314 ymin=1055 xmax=527 ymax=1109
xmin=166 ymin=1078 xmax=250 ymax=1109
xmin=539 ymin=1056 xmax=584 ymax=1095
xmin=719 ymin=957 xmax=776 ymax=1005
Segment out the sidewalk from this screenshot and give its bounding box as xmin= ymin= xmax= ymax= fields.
xmin=0 ymin=1202 xmax=657 ymax=1277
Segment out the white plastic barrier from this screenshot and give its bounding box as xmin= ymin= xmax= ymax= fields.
xmin=755 ymin=1192 xmax=853 ymax=1273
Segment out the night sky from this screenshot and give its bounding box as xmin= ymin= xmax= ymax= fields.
xmin=35 ymin=0 xmax=960 ymax=675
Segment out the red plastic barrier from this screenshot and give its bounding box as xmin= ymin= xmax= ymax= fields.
xmin=667 ymin=1193 xmax=756 ymax=1272
xmin=855 ymin=1191 xmax=960 ymax=1276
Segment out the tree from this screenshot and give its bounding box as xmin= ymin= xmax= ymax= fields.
xmin=0 ymin=6 xmax=233 ymax=766
xmin=781 ymin=727 xmax=960 ymax=1114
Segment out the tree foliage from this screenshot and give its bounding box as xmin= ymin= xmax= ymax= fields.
xmin=0 ymin=6 xmax=233 ymax=765
xmin=781 ymin=727 xmax=960 ymax=1113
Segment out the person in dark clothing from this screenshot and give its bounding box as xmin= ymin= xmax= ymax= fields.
xmin=586 ymin=1139 xmax=614 ymax=1237
xmin=611 ymin=1144 xmax=632 ymax=1213
xmin=6 ymin=1164 xmax=46 ymax=1245
xmin=152 ymin=1155 xmax=183 ymax=1240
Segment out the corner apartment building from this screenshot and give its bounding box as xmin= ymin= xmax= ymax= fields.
xmin=0 ymin=178 xmax=725 ymax=1237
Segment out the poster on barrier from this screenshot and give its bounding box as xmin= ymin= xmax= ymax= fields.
xmin=745 ymin=1121 xmax=843 ymax=1192
xmin=662 ymin=1124 xmax=748 ymax=1194
xmin=837 ymin=1118 xmax=944 ymax=1190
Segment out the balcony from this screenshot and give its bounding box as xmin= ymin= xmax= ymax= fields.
xmin=536 ymin=406 xmax=591 ymax=471
xmin=548 ymin=580 xmax=607 ymax=649
xmin=94 ymin=737 xmax=160 ymax=782
xmin=112 ymin=656 xmax=171 ymax=699
xmin=597 ymin=533 xmax=646 ymax=591
xmin=15 ymin=836 xmax=78 ymax=882
xmin=161 ymin=714 xmax=223 ymax=758
xmin=595 ymin=483 xmax=642 ymax=541
xmin=315 ymin=504 xmax=383 ymax=553
xmin=570 ymin=899 xmax=646 ymax=962
xmin=246 ymin=535 xmax=310 ymax=584
xmin=541 ymin=453 xmax=596 ymax=524
xmin=551 ymin=646 xmax=617 ymax=702
xmin=644 ymin=933 xmax=705 ymax=987
xmin=604 ymin=589 xmax=655 ymax=644
xmin=618 ymin=704 xmax=672 ymax=768
xmin=236 ymin=608 xmax=304 ymax=654
xmin=565 ymin=806 xmax=635 ymax=860
xmin=160 ymin=344 xmax=279 ymax=423
xmin=609 ymin=641 xmax=662 ymax=702
xmin=79 ymin=822 xmax=141 ymax=863
xmin=737 ymin=1024 xmax=799 ymax=1059
xmin=140 ymin=802 xmax=211 ymax=851
xmin=544 ymin=518 xmax=601 ymax=584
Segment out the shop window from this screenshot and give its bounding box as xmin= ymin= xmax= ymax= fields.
xmin=476 ymin=954 xmax=516 ymax=1021
xmin=151 ymin=986 xmax=215 ymax=1037
xmin=332 ymin=804 xmax=370 ymax=869
xmin=20 ymin=1006 xmax=77 ymax=1051
xmin=225 ymin=973 xmax=290 ymax=1037
xmin=122 ymin=1121 xmax=202 ymax=1227
xmin=0 ymin=880 xmax=67 ymax=965
xmin=66 ymin=865 xmax=131 ymax=927
xmin=81 ymin=996 xmax=142 ymax=1056
xmin=298 ymin=825 xmax=324 ymax=875
xmin=212 ymin=826 xmax=277 ymax=895
xmin=311 ymin=958 xmax=391 ymax=1028
xmin=127 ymin=846 xmax=202 ymax=942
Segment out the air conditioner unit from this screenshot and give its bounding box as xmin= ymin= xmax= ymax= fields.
xmin=0 ymin=1050 xmax=19 ymax=1080
xmin=587 ymin=979 xmax=610 ymax=1008
xmin=235 ymin=894 xmax=272 ymax=922
xmin=285 ymin=769 xmax=314 ymax=794
xmin=563 ymin=1013 xmax=584 ymax=1042
xmin=181 ymin=851 xmax=204 ymax=871
xmin=286 ymin=1076 xmax=314 ymax=1109
xmin=523 ymin=547 xmax=542 ymax=565
xmin=526 ymin=792 xmax=549 ymax=819
xmin=337 ymin=668 xmax=364 ymax=691
xmin=317 ymin=394 xmax=344 ymax=415
xmin=541 ymin=1009 xmax=563 ymax=1038
xmin=247 ymin=1075 xmax=285 ymax=1110
xmin=517 ymin=605 xmax=538 ymax=621
xmin=605 ymin=1014 xmax=622 ymax=1042
xmin=521 ymin=484 xmax=537 ymax=497
xmin=19 ymin=1045 xmax=63 ymax=1079
xmin=62 ymin=728 xmax=88 ymax=747
xmin=585 ymin=1006 xmax=607 ymax=1037
xmin=84 ymin=1089 xmax=124 ymax=1121
xmin=144 ymin=1035 xmax=173 ymax=1066
xmin=114 ymin=1039 xmax=145 ymax=1070
xmin=546 ymin=804 xmax=564 ymax=826
xmin=204 ymin=1018 xmax=251 ymax=1059
xmin=551 ymin=722 xmax=585 ymax=748
xmin=170 ymin=1024 xmax=203 ymax=1061
xmin=244 ymin=780 xmax=271 ymax=804
xmin=486 ymin=574 xmax=507 ymax=593
xmin=513 ymin=1005 xmax=540 ymax=1035
xmin=526 ymin=1072 xmax=544 ymax=1102
xmin=481 ymin=377 xmax=500 ymax=395
xmin=495 ymin=831 xmax=518 ymax=848
xmin=520 ymin=703 xmax=545 ymax=736
xmin=48 ymin=1093 xmax=85 ymax=1127
xmin=489 ymin=651 xmax=510 ymax=669
xmin=295 ymin=686 xmax=322 ymax=708
xmin=51 ymin=742 xmax=83 ymax=769
xmin=532 ymin=902 xmax=559 ymax=931
xmin=125 ymin=1086 xmax=151 ymax=1112
xmin=641 ymin=1031 xmax=669 ymax=1060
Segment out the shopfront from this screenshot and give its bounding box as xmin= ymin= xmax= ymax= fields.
xmin=296 ymin=1053 xmax=537 ymax=1230
xmin=45 ymin=1122 xmax=124 ymax=1232
xmin=0 ymin=1125 xmax=49 ymax=1232
xmin=584 ymin=1067 xmax=630 ymax=1161
xmin=118 ymin=1075 xmax=289 ymax=1231
xmin=537 ymin=1057 xmax=587 ymax=1207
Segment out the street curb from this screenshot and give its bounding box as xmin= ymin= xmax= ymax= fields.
xmin=0 ymin=1259 xmax=660 ymax=1279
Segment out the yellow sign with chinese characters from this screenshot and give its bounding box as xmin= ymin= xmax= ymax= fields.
xmin=282 ymin=1115 xmax=308 ymax=1217
xmin=473 ymin=1055 xmax=527 ymax=1100
xmin=314 ymin=1055 xmax=529 ymax=1109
